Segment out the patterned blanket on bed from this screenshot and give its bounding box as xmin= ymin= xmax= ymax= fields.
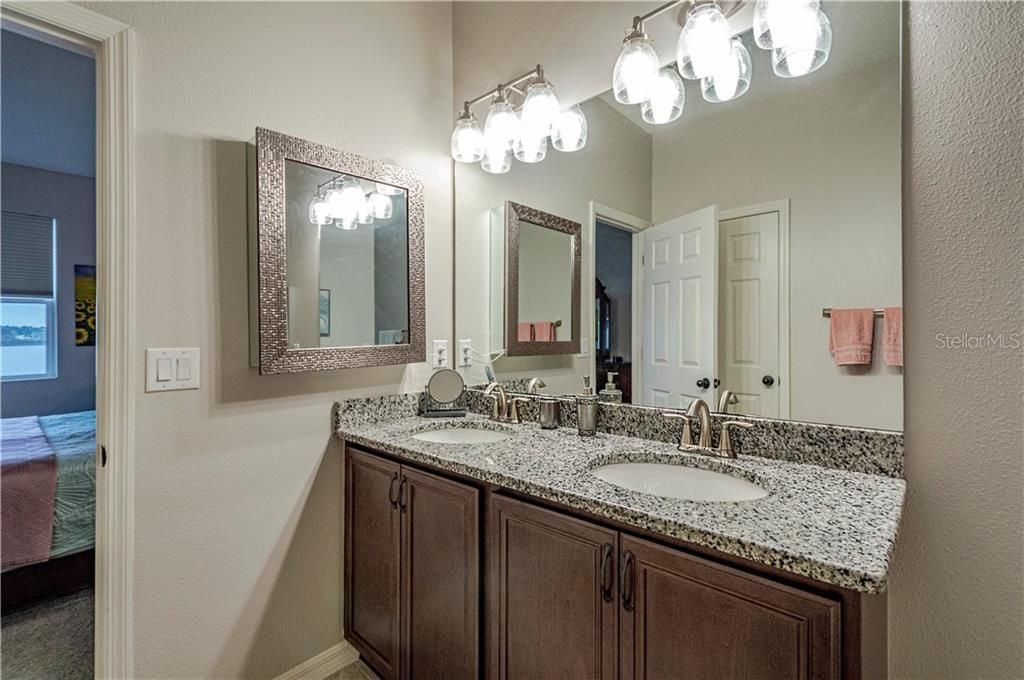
xmin=1 ymin=410 xmax=96 ymax=570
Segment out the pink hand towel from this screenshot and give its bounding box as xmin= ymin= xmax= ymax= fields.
xmin=828 ymin=308 xmax=875 ymax=365
xmin=533 ymin=322 xmax=557 ymax=342
xmin=517 ymin=322 xmax=534 ymax=342
xmin=883 ymin=307 xmax=903 ymax=367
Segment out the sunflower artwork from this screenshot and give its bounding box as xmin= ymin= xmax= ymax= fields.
xmin=75 ymin=265 xmax=96 ymax=346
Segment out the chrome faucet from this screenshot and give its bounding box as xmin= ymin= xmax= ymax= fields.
xmin=718 ymin=390 xmax=739 ymax=414
xmin=483 ymin=382 xmax=509 ymax=422
xmin=527 ymin=377 xmax=547 ymax=394
xmin=686 ymin=398 xmax=714 ymax=449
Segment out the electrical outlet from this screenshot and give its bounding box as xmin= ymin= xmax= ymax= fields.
xmin=432 ymin=340 xmax=448 ymax=368
xmin=458 ymin=339 xmax=473 ymax=368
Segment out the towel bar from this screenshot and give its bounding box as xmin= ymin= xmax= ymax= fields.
xmin=822 ymin=308 xmax=887 ymax=318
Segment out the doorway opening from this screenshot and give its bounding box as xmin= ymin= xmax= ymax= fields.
xmin=0 ymin=19 xmax=98 ymax=680
xmin=595 ymin=220 xmax=635 ymax=403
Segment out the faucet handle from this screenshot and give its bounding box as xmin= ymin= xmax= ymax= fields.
xmin=509 ymin=397 xmax=531 ymax=425
xmin=718 ymin=420 xmax=755 ymax=457
xmin=485 ymin=393 xmax=501 ymax=420
xmin=660 ymin=410 xmax=694 ymax=449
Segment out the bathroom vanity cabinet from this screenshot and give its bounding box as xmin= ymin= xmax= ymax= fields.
xmin=345 ymin=445 xmax=863 ymax=680
xmin=344 ymin=448 xmax=479 ymax=680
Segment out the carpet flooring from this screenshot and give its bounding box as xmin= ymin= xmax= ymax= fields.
xmin=1 ymin=588 xmax=93 ymax=680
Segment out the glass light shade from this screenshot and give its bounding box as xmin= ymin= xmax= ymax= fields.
xmin=641 ymin=68 xmax=685 ymax=124
xmin=771 ymin=9 xmax=831 ymax=77
xmin=335 ymin=213 xmax=358 ymax=230
xmin=552 ymin=104 xmax=588 ymax=152
xmin=677 ymin=3 xmax=733 ymax=80
xmin=308 ymin=194 xmax=331 ymax=225
xmin=701 ymin=39 xmax=752 ymax=103
xmin=375 ymin=182 xmax=403 ymax=196
xmin=327 ymin=177 xmax=367 ymax=227
xmin=484 ymin=97 xmax=521 ymax=150
xmin=521 ymin=80 xmax=560 ymax=137
xmin=480 ymin=143 xmax=512 ymax=174
xmin=450 ymin=114 xmax=485 ymax=162
xmin=357 ymin=197 xmax=375 ymax=225
xmin=753 ymin=0 xmax=820 ymax=49
xmin=369 ymin=191 xmax=393 ymax=220
xmin=514 ymin=129 xmax=548 ymax=163
xmin=613 ymin=34 xmax=659 ymax=104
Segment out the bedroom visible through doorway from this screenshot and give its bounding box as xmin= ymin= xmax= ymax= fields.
xmin=1 ymin=21 xmax=98 ymax=680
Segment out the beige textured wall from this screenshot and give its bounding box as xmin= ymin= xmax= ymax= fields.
xmin=81 ymin=2 xmax=453 ymax=678
xmin=890 ymin=2 xmax=1024 ymax=678
xmin=454 ymin=1 xmax=1024 ymax=676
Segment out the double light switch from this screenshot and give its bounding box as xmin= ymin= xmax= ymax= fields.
xmin=146 ymin=348 xmax=200 ymax=392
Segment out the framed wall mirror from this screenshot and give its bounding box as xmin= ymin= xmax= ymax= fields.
xmin=494 ymin=201 xmax=581 ymax=357
xmin=453 ymin=2 xmax=903 ymax=431
xmin=249 ymin=127 xmax=425 ymax=374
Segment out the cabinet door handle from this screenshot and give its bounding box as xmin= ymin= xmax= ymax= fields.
xmin=621 ymin=550 xmax=635 ymax=611
xmin=388 ymin=472 xmax=399 ymax=508
xmin=600 ymin=543 xmax=614 ymax=603
xmin=398 ymin=476 xmax=408 ymax=512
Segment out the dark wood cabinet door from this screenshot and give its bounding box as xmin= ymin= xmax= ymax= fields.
xmin=401 ymin=467 xmax=480 ymax=680
xmin=620 ymin=535 xmax=842 ymax=680
xmin=345 ymin=447 xmax=402 ymax=680
xmin=488 ymin=495 xmax=618 ymax=680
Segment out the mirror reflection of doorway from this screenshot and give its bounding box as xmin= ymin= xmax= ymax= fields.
xmin=595 ymin=220 xmax=636 ymax=403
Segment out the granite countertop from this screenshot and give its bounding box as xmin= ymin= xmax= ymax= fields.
xmin=336 ymin=413 xmax=905 ymax=594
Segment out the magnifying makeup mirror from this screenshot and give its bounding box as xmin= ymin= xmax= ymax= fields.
xmin=422 ymin=368 xmax=467 ymax=417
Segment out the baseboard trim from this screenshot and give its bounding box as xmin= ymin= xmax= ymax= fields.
xmin=273 ymin=641 xmax=360 ymax=680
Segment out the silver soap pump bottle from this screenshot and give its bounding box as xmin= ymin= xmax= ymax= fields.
xmin=576 ymin=376 xmax=598 ymax=437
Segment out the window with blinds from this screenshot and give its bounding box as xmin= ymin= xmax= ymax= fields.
xmin=1 ymin=211 xmax=58 ymax=380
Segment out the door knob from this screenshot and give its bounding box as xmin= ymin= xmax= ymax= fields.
xmin=696 ymin=378 xmax=710 ymax=390
xmin=762 ymin=375 xmax=775 ymax=387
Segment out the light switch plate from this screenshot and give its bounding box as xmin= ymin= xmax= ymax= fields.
xmin=432 ymin=340 xmax=448 ymax=368
xmin=146 ymin=348 xmax=200 ymax=392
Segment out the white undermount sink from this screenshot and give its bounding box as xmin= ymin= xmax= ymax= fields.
xmin=592 ymin=462 xmax=769 ymax=502
xmin=411 ymin=427 xmax=512 ymax=444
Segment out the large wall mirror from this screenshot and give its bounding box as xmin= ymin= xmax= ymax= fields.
xmin=454 ymin=2 xmax=903 ymax=430
xmin=249 ymin=128 xmax=425 ymax=374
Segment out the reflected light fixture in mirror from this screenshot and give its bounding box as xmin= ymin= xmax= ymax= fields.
xmin=307 ymin=174 xmax=401 ymax=231
xmin=612 ymin=0 xmax=832 ymax=118
xmin=452 ymin=65 xmax=587 ymax=173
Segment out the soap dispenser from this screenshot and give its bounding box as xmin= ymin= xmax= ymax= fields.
xmin=599 ymin=372 xmax=623 ymax=403
xmin=576 ymin=376 xmax=598 ymax=437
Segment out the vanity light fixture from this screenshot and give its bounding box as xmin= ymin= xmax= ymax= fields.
xmin=307 ymin=175 xmax=400 ymax=228
xmin=452 ymin=65 xmax=587 ymax=173
xmin=612 ymin=0 xmax=831 ymax=119
xmin=613 ymin=18 xmax=660 ymax=104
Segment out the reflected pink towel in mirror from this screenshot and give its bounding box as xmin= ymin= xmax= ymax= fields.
xmin=518 ymin=322 xmax=534 ymax=342
xmin=533 ymin=322 xmax=556 ymax=342
xmin=883 ymin=307 xmax=903 ymax=367
xmin=828 ymin=308 xmax=875 ymax=365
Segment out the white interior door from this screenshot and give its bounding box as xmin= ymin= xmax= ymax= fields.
xmin=719 ymin=211 xmax=780 ymax=417
xmin=640 ymin=205 xmax=718 ymax=409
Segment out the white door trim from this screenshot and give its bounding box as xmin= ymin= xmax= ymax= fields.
xmin=1 ymin=3 xmax=135 ymax=678
xmin=718 ymin=200 xmax=791 ymax=419
xmin=587 ymin=202 xmax=650 ymax=400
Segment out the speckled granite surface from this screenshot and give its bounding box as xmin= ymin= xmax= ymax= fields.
xmin=334 ymin=398 xmax=905 ymax=594
xmin=461 ymin=390 xmax=905 ymax=478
